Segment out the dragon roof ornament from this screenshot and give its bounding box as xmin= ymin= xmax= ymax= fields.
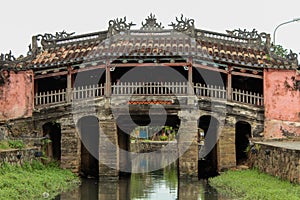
xmin=108 ymin=17 xmax=136 ymax=37
xmin=35 ymin=31 xmax=75 ymax=47
xmin=37 ymin=31 xmax=75 ymax=42
xmin=226 ymin=28 xmax=271 ymax=47
xmin=285 ymin=50 xmax=298 ymax=61
xmin=0 ymin=51 xmax=15 ymax=62
xmin=141 ymin=13 xmax=164 ymax=31
xmin=169 ymin=14 xmax=195 ymax=36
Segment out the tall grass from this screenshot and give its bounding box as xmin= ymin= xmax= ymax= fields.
xmin=0 ymin=161 xmax=80 ymax=200
xmin=210 ymin=169 xmax=300 ymax=200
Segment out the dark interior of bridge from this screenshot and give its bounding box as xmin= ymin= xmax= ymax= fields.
xmin=42 ymin=122 xmax=61 ymax=161
xmin=198 ymin=115 xmax=219 ymax=179
xmin=235 ymin=121 xmax=251 ymax=165
xmin=78 ymin=116 xmax=99 ymax=178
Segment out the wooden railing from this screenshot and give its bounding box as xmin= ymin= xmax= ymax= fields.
xmin=73 ymin=84 xmax=105 ymax=100
xmin=194 ymin=83 xmax=226 ymax=99
xmin=232 ymin=88 xmax=264 ymax=106
xmin=35 ymin=89 xmax=66 ymax=106
xmin=112 ymin=82 xmax=188 ymax=95
xmin=34 ymin=82 xmax=264 ymax=107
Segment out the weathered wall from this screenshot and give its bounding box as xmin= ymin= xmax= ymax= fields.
xmin=250 ymin=142 xmax=300 ymax=183
xmin=264 ymin=69 xmax=300 ymax=138
xmin=178 ymin=110 xmax=199 ymax=179
xmin=130 ymin=141 xmax=178 ymax=153
xmin=0 ymin=147 xmax=39 ymax=165
xmin=0 ymin=70 xmax=33 ymax=120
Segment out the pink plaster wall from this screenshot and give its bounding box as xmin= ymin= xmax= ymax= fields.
xmin=264 ymin=69 xmax=300 ymax=138
xmin=0 ymin=70 xmax=33 ymax=120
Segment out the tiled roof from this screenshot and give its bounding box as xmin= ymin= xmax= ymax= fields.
xmin=3 ymin=15 xmax=299 ymax=71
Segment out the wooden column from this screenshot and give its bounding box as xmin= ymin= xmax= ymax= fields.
xmin=33 ymin=77 xmax=38 ymax=109
xmin=66 ymin=66 xmax=72 ymax=102
xmin=105 ymin=63 xmax=111 ymax=97
xmin=187 ymin=59 xmax=193 ymax=95
xmin=227 ymin=65 xmax=232 ymax=101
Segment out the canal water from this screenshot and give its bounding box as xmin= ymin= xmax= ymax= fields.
xmin=55 ymin=164 xmax=231 ymax=200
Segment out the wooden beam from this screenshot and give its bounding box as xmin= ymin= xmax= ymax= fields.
xmin=232 ymin=71 xmax=263 ymax=79
xmin=34 ymin=71 xmax=68 ymax=79
xmin=193 ymin=63 xmax=227 ymax=74
xmin=71 ymin=64 xmax=106 ymax=74
xmin=108 ymin=62 xmax=189 ymax=67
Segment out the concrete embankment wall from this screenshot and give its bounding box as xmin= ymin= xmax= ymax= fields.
xmin=0 ymin=147 xmax=39 ymax=165
xmin=250 ymin=142 xmax=300 ymax=184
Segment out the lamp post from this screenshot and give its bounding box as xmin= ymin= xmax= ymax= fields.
xmin=273 ymin=18 xmax=300 ymax=45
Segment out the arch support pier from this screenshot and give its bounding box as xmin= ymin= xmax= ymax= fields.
xmin=178 ymin=110 xmax=200 ymax=179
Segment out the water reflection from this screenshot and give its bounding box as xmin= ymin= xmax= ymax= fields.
xmin=57 ymin=164 xmax=229 ymax=200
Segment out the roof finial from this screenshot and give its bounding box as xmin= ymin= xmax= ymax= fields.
xmin=141 ymin=13 xmax=164 ymax=30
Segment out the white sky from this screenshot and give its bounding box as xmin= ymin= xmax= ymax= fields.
xmin=1 ymin=0 xmax=300 ymax=58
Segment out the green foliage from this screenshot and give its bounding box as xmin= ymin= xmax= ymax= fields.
xmin=159 ymin=135 xmax=168 ymax=141
xmin=210 ymin=169 xmax=300 ymax=200
xmin=0 ymin=140 xmax=25 ymax=150
xmin=273 ymin=45 xmax=288 ymax=57
xmin=8 ymin=140 xmax=25 ymax=149
xmin=0 ymin=161 xmax=80 ymax=200
xmin=0 ymin=141 xmax=10 ymax=150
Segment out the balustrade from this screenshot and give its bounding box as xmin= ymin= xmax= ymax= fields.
xmin=34 ymin=82 xmax=264 ymax=107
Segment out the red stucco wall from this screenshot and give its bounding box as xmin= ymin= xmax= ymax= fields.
xmin=0 ymin=70 xmax=33 ymax=120
xmin=264 ymin=69 xmax=300 ymax=138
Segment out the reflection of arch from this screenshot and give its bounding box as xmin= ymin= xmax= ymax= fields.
xmin=77 ymin=116 xmax=99 ymax=178
xmin=235 ymin=121 xmax=251 ymax=165
xmin=198 ymin=115 xmax=219 ymax=179
xmin=42 ymin=122 xmax=61 ymax=161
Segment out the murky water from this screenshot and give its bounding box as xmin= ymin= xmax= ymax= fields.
xmin=55 ymin=164 xmax=230 ymax=200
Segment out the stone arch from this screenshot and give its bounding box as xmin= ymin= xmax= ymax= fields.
xmin=198 ymin=115 xmax=220 ymax=179
xmin=77 ymin=115 xmax=100 ymax=178
xmin=42 ymin=121 xmax=61 ymax=161
xmin=235 ymin=121 xmax=251 ymax=165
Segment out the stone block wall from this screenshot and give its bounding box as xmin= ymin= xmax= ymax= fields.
xmin=0 ymin=147 xmax=39 ymax=165
xmin=60 ymin=116 xmax=81 ymax=173
xmin=130 ymin=141 xmax=178 ymax=153
xmin=250 ymin=142 xmax=300 ymax=183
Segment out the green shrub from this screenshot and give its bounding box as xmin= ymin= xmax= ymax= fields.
xmin=0 ymin=161 xmax=80 ymax=200
xmin=8 ymin=140 xmax=25 ymax=149
xmin=160 ymin=135 xmax=168 ymax=141
xmin=0 ymin=141 xmax=9 ymax=150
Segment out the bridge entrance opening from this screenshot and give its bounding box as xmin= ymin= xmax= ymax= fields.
xmin=235 ymin=121 xmax=251 ymax=165
xmin=42 ymin=122 xmax=61 ymax=161
xmin=198 ymin=115 xmax=219 ymax=179
xmin=78 ymin=116 xmax=99 ymax=178
xmin=117 ymin=114 xmax=180 ymax=174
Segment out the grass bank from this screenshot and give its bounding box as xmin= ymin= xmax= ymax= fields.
xmin=0 ymin=161 xmax=80 ymax=200
xmin=210 ymin=169 xmax=300 ymax=200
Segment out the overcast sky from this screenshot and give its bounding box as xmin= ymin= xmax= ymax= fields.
xmin=1 ymin=0 xmax=300 ymax=58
